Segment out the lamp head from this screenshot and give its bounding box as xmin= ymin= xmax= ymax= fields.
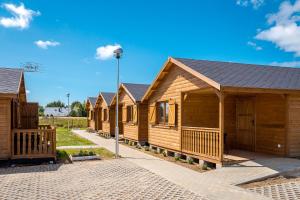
xmin=113 ymin=48 xmax=123 ymax=59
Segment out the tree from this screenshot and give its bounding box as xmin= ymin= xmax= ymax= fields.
xmin=46 ymin=100 xmax=65 ymax=108
xmin=71 ymin=101 xmax=82 ymax=111
xmin=81 ymin=100 xmax=87 ymax=117
xmin=38 ymin=106 xmax=44 ymax=116
xmin=69 ymin=101 xmax=87 ymax=117
xmin=69 ymin=110 xmax=77 ymax=117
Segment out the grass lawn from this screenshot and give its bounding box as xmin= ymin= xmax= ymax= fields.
xmin=56 ymin=127 xmax=94 ymax=147
xmin=57 ymin=148 xmax=114 ymax=160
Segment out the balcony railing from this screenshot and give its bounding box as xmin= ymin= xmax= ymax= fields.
xmin=12 ymin=125 xmax=56 ymax=159
xmin=181 ymin=126 xmax=221 ymax=162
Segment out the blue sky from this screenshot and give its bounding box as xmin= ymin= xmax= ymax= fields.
xmin=0 ymin=0 xmax=300 ymax=106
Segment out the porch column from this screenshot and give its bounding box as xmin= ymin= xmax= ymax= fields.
xmin=218 ymin=93 xmax=224 ymax=162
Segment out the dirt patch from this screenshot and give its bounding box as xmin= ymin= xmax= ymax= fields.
xmin=240 ymin=175 xmax=300 ymax=189
xmin=121 ymin=142 xmax=209 ymax=173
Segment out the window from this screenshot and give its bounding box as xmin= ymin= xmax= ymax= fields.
xmin=103 ymin=109 xmax=108 ymax=121
xmin=158 ymin=101 xmax=169 ymax=124
xmin=127 ymin=105 xmax=133 ymax=122
xmin=91 ymin=111 xmax=94 ymax=120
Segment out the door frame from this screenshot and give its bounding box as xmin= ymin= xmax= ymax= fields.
xmin=235 ymin=96 xmax=256 ymax=152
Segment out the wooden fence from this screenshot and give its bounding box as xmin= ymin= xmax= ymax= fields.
xmin=11 ymin=125 xmax=56 ymax=159
xmin=181 ymin=126 xmax=221 ymax=162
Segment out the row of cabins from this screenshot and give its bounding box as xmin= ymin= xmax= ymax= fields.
xmin=87 ymin=57 xmax=300 ymax=166
xmin=0 ymin=68 xmax=56 ymax=160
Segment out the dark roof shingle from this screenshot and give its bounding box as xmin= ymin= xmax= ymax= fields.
xmin=122 ymin=83 xmax=150 ymax=101
xmin=175 ymin=58 xmax=300 ymax=90
xmin=101 ymin=92 xmax=115 ymax=105
xmin=88 ymin=97 xmax=97 ymax=107
xmin=0 ymin=68 xmax=23 ymax=94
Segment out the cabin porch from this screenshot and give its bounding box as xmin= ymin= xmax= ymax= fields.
xmin=11 ymin=125 xmax=56 ymax=159
xmin=181 ymin=89 xmax=287 ymax=165
xmin=10 ymin=102 xmax=56 ymax=160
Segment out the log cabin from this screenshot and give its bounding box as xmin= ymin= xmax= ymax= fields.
xmin=0 ymin=68 xmax=56 ymax=160
xmin=110 ymin=83 xmax=149 ymax=145
xmin=94 ymin=92 xmax=115 ymax=137
xmin=86 ymin=97 xmax=97 ymax=130
xmin=142 ymin=57 xmax=300 ymax=166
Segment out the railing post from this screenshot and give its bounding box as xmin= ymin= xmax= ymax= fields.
xmin=218 ymin=93 xmax=225 ymax=162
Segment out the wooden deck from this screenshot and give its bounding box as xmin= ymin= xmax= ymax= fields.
xmin=11 ymin=125 xmax=56 ymax=159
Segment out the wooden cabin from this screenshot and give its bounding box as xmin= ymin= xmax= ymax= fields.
xmin=142 ymin=57 xmax=300 ymax=166
xmin=86 ymin=97 xmax=97 ymax=130
xmin=111 ymin=83 xmax=149 ymax=144
xmin=0 ymin=68 xmax=56 ymax=160
xmin=94 ymin=92 xmax=115 ymax=137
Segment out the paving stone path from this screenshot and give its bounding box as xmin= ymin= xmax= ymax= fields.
xmin=247 ymin=181 xmax=300 ymax=200
xmin=0 ymin=159 xmax=206 ymax=200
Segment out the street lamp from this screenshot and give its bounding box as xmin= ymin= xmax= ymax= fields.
xmin=66 ymin=93 xmax=70 ymax=131
xmin=113 ymin=47 xmax=123 ymax=158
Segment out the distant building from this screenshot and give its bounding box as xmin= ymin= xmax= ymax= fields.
xmin=44 ymin=107 xmax=69 ymax=117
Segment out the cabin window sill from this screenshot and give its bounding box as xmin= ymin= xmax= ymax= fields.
xmin=151 ymin=124 xmax=176 ymax=129
xmin=125 ymin=122 xmax=137 ymax=126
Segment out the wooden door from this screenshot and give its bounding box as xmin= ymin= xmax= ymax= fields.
xmin=118 ymin=106 xmax=123 ymax=135
xmin=0 ymin=100 xmax=11 ymax=159
xmin=97 ymin=108 xmax=102 ymax=130
xmin=236 ymin=98 xmax=255 ymax=151
xmin=20 ymin=102 xmax=38 ymax=129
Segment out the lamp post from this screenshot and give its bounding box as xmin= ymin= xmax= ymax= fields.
xmin=66 ymin=93 xmax=70 ymax=131
xmin=113 ymin=47 xmax=123 ymax=158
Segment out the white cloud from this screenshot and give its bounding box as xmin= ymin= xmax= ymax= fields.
xmin=270 ymin=61 xmax=300 ymax=68
xmin=35 ymin=40 xmax=60 ymax=49
xmin=247 ymin=41 xmax=263 ymax=50
xmin=236 ymin=0 xmax=264 ymax=9
xmin=95 ymin=44 xmax=121 ymax=60
xmin=0 ymin=3 xmax=40 ymax=29
xmin=256 ymin=0 xmax=300 ymax=56
xmin=26 ymin=90 xmax=30 ymax=94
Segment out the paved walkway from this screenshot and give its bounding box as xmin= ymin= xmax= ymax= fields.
xmin=72 ymin=129 xmax=271 ymax=200
xmin=247 ymin=181 xmax=300 ymax=200
xmin=0 ymin=160 xmax=206 ymax=200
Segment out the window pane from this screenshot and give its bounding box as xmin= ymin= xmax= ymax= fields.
xmin=104 ymin=109 xmax=107 ymax=121
xmin=158 ymin=102 xmax=165 ymax=123
xmin=165 ymin=102 xmax=169 ymax=123
xmin=127 ymin=106 xmax=132 ymax=122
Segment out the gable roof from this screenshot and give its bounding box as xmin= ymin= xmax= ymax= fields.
xmin=175 ymin=58 xmax=300 ymax=90
xmin=122 ymin=83 xmax=150 ymax=102
xmin=87 ymin=97 xmax=97 ymax=108
xmin=100 ymin=92 xmax=115 ymax=106
xmin=0 ymin=68 xmax=24 ymax=95
xmin=142 ymin=57 xmax=300 ymax=101
xmin=111 ymin=83 xmax=150 ymax=104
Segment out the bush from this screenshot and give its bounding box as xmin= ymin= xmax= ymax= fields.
xmin=144 ymin=146 xmax=149 ymax=151
xmin=175 ymin=156 xmax=180 ymax=161
xmin=187 ymin=157 xmax=194 ymax=164
xmin=202 ymin=163 xmax=208 ymax=170
xmin=39 ymin=117 xmax=87 ymax=129
xmin=162 ymin=150 xmax=167 ymax=157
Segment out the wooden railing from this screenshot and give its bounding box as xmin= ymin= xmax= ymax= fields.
xmin=11 ymin=125 xmax=56 ymax=159
xmin=181 ymin=126 xmax=221 ymax=162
